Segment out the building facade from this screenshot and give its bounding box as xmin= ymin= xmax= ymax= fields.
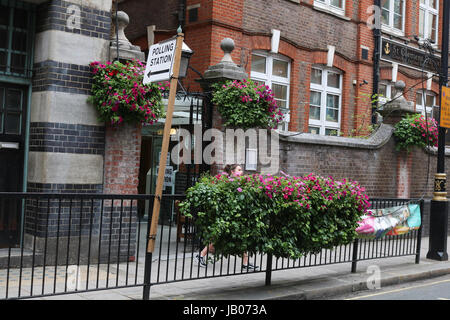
xmin=121 ymin=0 xmax=446 ymax=135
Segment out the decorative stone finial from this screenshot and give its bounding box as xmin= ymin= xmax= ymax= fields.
xmin=110 ymin=10 xmax=144 ymax=61
xmin=380 ymin=80 xmax=417 ymax=121
xmin=393 ymin=80 xmax=406 ymax=98
xmin=220 ymin=38 xmax=235 ymax=63
xmin=201 ymin=37 xmax=248 ymax=84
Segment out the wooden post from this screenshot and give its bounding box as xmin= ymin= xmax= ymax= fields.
xmin=147 ymin=32 xmax=184 ymax=253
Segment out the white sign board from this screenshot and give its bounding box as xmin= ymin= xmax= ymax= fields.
xmin=143 ymin=38 xmax=177 ymax=84
xmin=156 ymin=165 xmax=174 ymax=189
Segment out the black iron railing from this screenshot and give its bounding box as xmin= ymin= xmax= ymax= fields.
xmin=0 ymin=193 xmax=423 ymax=300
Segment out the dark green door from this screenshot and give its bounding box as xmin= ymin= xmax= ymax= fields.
xmin=0 ymin=82 xmax=27 ymax=248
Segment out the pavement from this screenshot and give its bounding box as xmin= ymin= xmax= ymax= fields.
xmin=24 ymin=235 xmax=450 ymax=301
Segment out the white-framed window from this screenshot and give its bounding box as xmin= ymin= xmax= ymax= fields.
xmin=308 ymin=67 xmax=342 ymax=136
xmin=419 ymin=0 xmax=438 ymax=43
xmin=250 ymin=51 xmax=291 ymax=131
xmin=314 ymin=0 xmax=345 ymax=16
xmin=416 ymin=90 xmax=436 ymax=118
xmin=378 ymin=81 xmax=398 ymax=106
xmin=381 ymin=0 xmax=405 ymax=34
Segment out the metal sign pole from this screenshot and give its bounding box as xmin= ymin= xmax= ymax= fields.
xmin=146 ymin=31 xmax=184 ymax=254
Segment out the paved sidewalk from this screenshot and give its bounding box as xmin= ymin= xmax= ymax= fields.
xmin=27 ymin=236 xmax=450 ymax=300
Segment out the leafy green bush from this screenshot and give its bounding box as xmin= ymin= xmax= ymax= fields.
xmin=211 ymin=79 xmax=283 ymax=129
xmin=179 ymin=173 xmax=370 ymax=259
xmin=393 ymin=114 xmax=438 ymax=152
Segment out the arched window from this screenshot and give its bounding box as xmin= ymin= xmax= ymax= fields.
xmin=250 ymin=51 xmax=291 ymax=131
xmin=308 ymin=66 xmax=342 ymax=136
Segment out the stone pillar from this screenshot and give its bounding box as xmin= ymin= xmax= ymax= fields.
xmin=199 ymin=38 xmax=248 ymax=175
xmin=99 ymin=10 xmax=146 ymax=262
xmin=25 ymin=0 xmax=113 ymax=263
xmin=380 ymin=81 xmax=420 ymax=198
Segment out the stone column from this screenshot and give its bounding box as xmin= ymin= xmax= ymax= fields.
xmin=25 ymin=0 xmax=113 ymax=264
xmin=380 ymin=81 xmax=420 ymax=198
xmin=199 ymin=38 xmax=248 ymax=175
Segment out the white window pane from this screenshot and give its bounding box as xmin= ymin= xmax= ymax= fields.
xmin=426 ymin=94 xmax=435 ymax=107
xmin=272 ymin=59 xmax=288 ymax=78
xmin=394 ymin=0 xmax=403 ymax=14
xmin=251 ymin=55 xmax=266 ymax=74
xmin=394 ymin=13 xmax=402 ymax=30
xmin=327 ymin=72 xmax=340 ymax=89
xmin=309 ymin=106 xmax=321 ymax=120
xmin=326 ymin=94 xmax=339 ymax=109
xmin=309 ymin=91 xmax=321 ymax=120
xmin=308 ymin=127 xmax=320 ymax=134
xmin=325 ymin=128 xmax=339 ymax=136
xmin=310 ymin=91 xmax=321 ymax=106
xmin=272 ymin=84 xmax=287 ymax=100
xmin=253 ymin=80 xmax=265 ymax=87
xmin=330 ymin=0 xmax=343 ymax=8
xmin=326 ymin=108 xmax=339 ymax=122
xmin=416 ymin=92 xmax=423 ymax=105
xmin=381 ymin=0 xmax=390 ymax=9
xmin=419 ymin=9 xmax=425 ymax=38
xmin=429 ymin=13 xmax=437 ymax=40
xmin=382 ymin=9 xmax=390 ymax=25
xmin=311 ymin=68 xmax=322 ymax=85
xmin=420 ymin=0 xmax=425 ymax=4
xmin=379 ymin=84 xmax=387 ymax=98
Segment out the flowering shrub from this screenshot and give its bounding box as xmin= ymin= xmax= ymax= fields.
xmin=179 ymin=173 xmax=370 ymax=259
xmin=88 ymin=60 xmax=167 ymax=126
xmin=211 ymin=79 xmax=284 ymax=129
xmin=393 ymin=114 xmax=438 ymax=152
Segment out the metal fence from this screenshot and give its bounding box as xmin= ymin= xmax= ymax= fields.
xmin=0 ymin=193 xmax=423 ymax=300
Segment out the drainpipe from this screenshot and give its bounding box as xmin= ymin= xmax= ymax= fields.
xmin=372 ymin=0 xmax=381 ymax=124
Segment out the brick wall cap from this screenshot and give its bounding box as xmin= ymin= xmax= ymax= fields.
xmin=279 ymin=123 xmax=394 ymax=150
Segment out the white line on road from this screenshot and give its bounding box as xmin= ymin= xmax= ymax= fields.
xmin=346 ymin=278 xmax=450 ymax=300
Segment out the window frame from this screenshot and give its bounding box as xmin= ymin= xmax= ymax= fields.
xmin=419 ymin=0 xmax=439 ymax=44
xmin=381 ymin=0 xmax=406 ymax=35
xmin=308 ymin=66 xmax=343 ymax=136
xmin=250 ymin=51 xmax=291 ymax=132
xmin=416 ymin=89 xmax=436 ymax=118
xmin=314 ymin=0 xmax=346 ymax=16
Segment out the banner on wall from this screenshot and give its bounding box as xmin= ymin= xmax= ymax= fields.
xmin=356 ymin=204 xmax=421 ymax=239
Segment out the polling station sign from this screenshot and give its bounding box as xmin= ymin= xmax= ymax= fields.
xmin=143 ymin=38 xmax=177 ymax=84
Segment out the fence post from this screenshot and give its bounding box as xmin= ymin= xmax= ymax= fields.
xmin=143 ymin=251 xmax=152 ymax=300
xmin=351 ymin=239 xmax=359 ymax=273
xmin=265 ymin=253 xmax=273 ymax=286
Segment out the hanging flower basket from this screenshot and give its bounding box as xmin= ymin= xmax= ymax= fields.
xmin=88 ymin=59 xmax=168 ymax=126
xmin=211 ymin=79 xmax=284 ymax=129
xmin=393 ymin=114 xmax=438 ymax=152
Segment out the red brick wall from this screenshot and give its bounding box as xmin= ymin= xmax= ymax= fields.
xmin=104 ymin=124 xmax=142 ymax=194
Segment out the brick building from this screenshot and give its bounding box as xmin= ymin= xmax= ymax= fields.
xmin=121 ymin=0 xmax=446 ymax=135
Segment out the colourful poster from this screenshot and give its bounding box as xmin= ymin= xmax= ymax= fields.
xmin=356 ymin=204 xmax=421 ymax=239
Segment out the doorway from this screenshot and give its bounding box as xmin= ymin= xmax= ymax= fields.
xmin=0 ymin=82 xmax=27 ymax=248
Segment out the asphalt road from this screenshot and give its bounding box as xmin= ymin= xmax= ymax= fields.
xmin=329 ymin=274 xmax=450 ymax=300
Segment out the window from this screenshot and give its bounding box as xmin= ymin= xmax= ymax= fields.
xmin=309 ymin=67 xmax=342 ymax=136
xmin=314 ymin=0 xmax=345 ymax=16
xmin=419 ymin=0 xmax=438 ymax=43
xmin=378 ymin=82 xmax=398 ymax=106
xmin=381 ymin=0 xmax=405 ymax=33
xmin=0 ymin=3 xmax=34 ymax=78
xmin=416 ymin=90 xmax=436 ymax=118
xmin=251 ymin=52 xmax=291 ymax=131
